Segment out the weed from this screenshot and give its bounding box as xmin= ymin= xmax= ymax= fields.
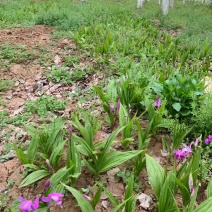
xmin=0 ymin=193 xmax=7 ymax=209
xmin=192 ymin=95 xmax=212 ymax=137
xmin=46 ymin=65 xmax=92 ymax=85
xmin=63 ymin=56 xmax=80 ymax=67
xmin=0 ymin=80 xmax=14 ymax=92
xmin=116 ymin=168 xmax=142 ymax=193
xmin=0 ymin=44 xmax=35 ymax=65
xmin=199 ymin=142 xmax=212 ymax=182
xmin=25 ymin=95 xmax=66 ymax=117
xmin=0 ymin=110 xmax=10 ymax=129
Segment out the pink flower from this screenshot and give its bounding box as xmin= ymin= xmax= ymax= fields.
xmin=43 ymin=179 xmax=52 ymax=190
xmin=116 ymin=99 xmax=121 ymax=111
xmin=109 ymin=103 xmax=115 ymax=112
xmin=83 ymin=194 xmax=92 ymax=201
xmin=182 ymin=143 xmax=192 ymax=156
xmin=19 ymin=196 xmax=39 ymax=212
xmin=153 ymin=96 xmax=161 ymax=109
xmin=42 ymin=192 xmax=64 ymax=208
xmin=205 ymin=135 xmax=212 ymax=144
xmin=173 ymin=150 xmax=187 ymax=160
xmin=69 ymin=125 xmax=73 ymax=135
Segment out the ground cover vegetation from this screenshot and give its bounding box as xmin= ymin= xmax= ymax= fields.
xmin=0 ymin=0 xmax=212 ymax=211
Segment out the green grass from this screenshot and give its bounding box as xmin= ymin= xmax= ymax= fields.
xmin=0 ymin=43 xmax=36 ymax=65
xmin=136 ymin=1 xmax=212 ymax=48
xmin=0 ymin=0 xmax=211 ymax=49
xmin=0 ymin=79 xmax=14 ymax=91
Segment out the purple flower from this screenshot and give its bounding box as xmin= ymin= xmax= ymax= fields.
xmin=116 ymin=99 xmax=121 ymax=111
xmin=182 ymin=143 xmax=192 ymax=156
xmin=153 ymin=96 xmax=161 ymax=109
xmin=109 ymin=103 xmax=115 ymax=112
xmin=69 ymin=125 xmax=73 ymax=138
xmin=43 ymin=179 xmax=52 ymax=190
xmin=190 ymin=187 xmax=195 ymax=198
xmin=173 ymin=149 xmax=187 ymax=160
xmin=82 ymin=194 xmax=92 ymax=201
xmin=205 ymin=135 xmax=212 ymax=144
xmin=42 ymin=192 xmax=64 ymax=208
xmin=19 ymin=196 xmax=39 ymax=212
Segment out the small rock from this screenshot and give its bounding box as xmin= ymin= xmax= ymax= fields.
xmin=15 ymin=81 xmax=20 ymax=87
xmin=102 ymin=200 xmax=109 ymax=209
xmin=6 ymin=95 xmax=13 ymax=100
xmin=161 ymin=150 xmax=169 ymax=157
xmin=138 ymin=193 xmax=153 ymax=210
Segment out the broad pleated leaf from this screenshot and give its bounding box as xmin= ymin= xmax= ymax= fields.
xmin=20 ymin=170 xmax=49 ymax=187
xmin=98 ymin=150 xmax=142 ymax=173
xmin=62 ymin=184 xmax=94 ymax=212
xmin=146 ymin=154 xmax=165 ymax=199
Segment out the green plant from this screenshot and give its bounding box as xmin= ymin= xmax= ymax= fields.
xmin=199 ymin=142 xmax=212 ymax=183
xmin=192 ymin=95 xmax=212 ymax=137
xmin=0 ymin=79 xmax=14 ymax=92
xmin=25 ymin=95 xmax=66 ymax=117
xmin=0 ymin=44 xmax=35 ymax=65
xmin=0 ymin=193 xmax=7 ymax=209
xmin=134 ymin=118 xmax=152 ymax=176
xmin=46 ymin=66 xmax=73 ymax=85
xmin=93 ymin=84 xmax=118 ymax=127
xmin=152 ymin=73 xmax=205 ymax=120
xmin=63 ymin=55 xmax=80 ymax=67
xmin=161 ymin=122 xmax=191 ymax=159
xmin=46 ymin=65 xmax=87 ymax=85
xmin=71 ymin=114 xmax=142 ymax=177
xmin=118 ymin=104 xmax=136 ymax=148
xmin=116 ymin=168 xmax=142 ymax=193
xmin=0 ymin=110 xmax=10 ymax=130
xmin=103 ymin=175 xmax=137 ymax=212
xmin=14 ymin=119 xmax=79 ymax=187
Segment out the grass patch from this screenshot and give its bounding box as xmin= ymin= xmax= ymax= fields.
xmin=0 ymin=79 xmax=14 ymax=91
xmin=0 ymin=43 xmax=36 ymax=65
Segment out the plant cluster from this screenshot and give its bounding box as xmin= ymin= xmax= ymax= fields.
xmin=0 ymin=44 xmax=35 ymax=67
xmin=46 ymin=65 xmax=94 ymax=85
xmin=24 ymin=95 xmax=66 ymax=117
xmin=0 ymin=79 xmax=14 ymax=92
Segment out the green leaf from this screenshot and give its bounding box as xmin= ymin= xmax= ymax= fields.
xmin=26 ymin=136 xmax=38 ymax=164
xmin=172 ymin=103 xmax=181 ymax=112
xmin=193 ymin=196 xmax=212 ymax=212
xmin=103 ymin=187 xmax=119 ymax=207
xmin=20 ymin=170 xmax=49 ymax=187
xmin=187 ymin=187 xmax=199 ymax=212
xmin=158 ymin=172 xmax=178 ymax=212
xmin=146 ymin=154 xmax=165 ymax=199
xmin=62 ymin=184 xmax=94 ymax=212
xmin=13 ymin=144 xmax=28 ymax=164
xmin=207 ymin=177 xmax=212 ymax=198
xmin=93 ymin=86 xmax=108 ymax=103
xmin=23 ymin=164 xmax=39 ymax=170
xmin=92 ymin=185 xmax=102 ymax=208
xmin=112 ymin=196 xmax=136 ymax=212
xmin=49 ymin=139 xmax=66 ymax=168
xmin=102 ymin=126 xmax=125 ymax=157
xmin=50 ymin=167 xmax=70 ymax=186
xmin=125 ymin=175 xmax=135 ymax=212
xmin=175 ymin=178 xmax=190 ymax=207
xmin=98 ymin=150 xmax=142 ymax=174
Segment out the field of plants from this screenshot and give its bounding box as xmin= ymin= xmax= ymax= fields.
xmin=0 ymin=0 xmax=212 ymax=211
